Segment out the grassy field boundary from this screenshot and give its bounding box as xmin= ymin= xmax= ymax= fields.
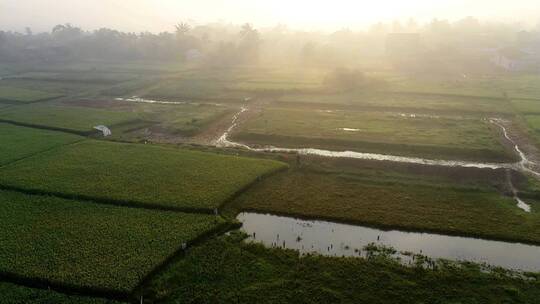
xmin=0 ymin=118 xmax=142 ymax=137
xmin=0 ymin=118 xmax=96 ymax=136
xmin=0 ymin=271 xmax=128 ymax=302
xmin=384 ymin=90 xmax=507 ymax=101
xmin=217 ymin=164 xmax=290 ymax=215
xmin=0 ymin=94 xmax=65 ymax=105
xmin=5 ymin=76 xmax=131 ymax=85
xmin=131 ymin=220 xmax=242 ymax=300
xmin=273 ymin=100 xmax=514 ymax=117
xmin=0 ymin=137 xmax=87 ymax=169
xmin=0 ymin=184 xmax=217 ymax=215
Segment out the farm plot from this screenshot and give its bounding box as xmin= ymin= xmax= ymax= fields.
xmin=278 ymin=91 xmax=513 ymax=115
xmin=0 ymin=123 xmax=82 ymax=165
xmin=0 ymin=104 xmax=139 ymax=134
xmin=0 ymin=282 xmax=121 ymax=304
xmin=0 ymin=85 xmax=63 ymax=104
xmin=230 ymin=170 xmax=540 ymax=244
xmin=0 ymin=140 xmax=287 ymax=211
xmin=142 ymin=233 xmax=540 ymax=304
xmin=142 ymin=78 xmax=237 ymax=101
xmin=9 ymin=71 xmax=137 ymax=84
xmin=0 ymin=190 xmax=225 ymax=295
xmin=62 ymin=99 xmax=233 ymax=138
xmin=139 ymin=103 xmax=231 ymax=136
xmin=0 ymin=78 xmax=105 ymax=96
xmin=232 ymin=106 xmax=513 ymax=162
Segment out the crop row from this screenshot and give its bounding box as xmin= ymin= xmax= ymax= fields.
xmin=0 ymin=140 xmax=287 ymax=211
xmin=0 ymin=85 xmax=63 ymax=103
xmin=0 ymin=189 xmax=226 ymax=295
xmin=0 ymin=123 xmax=83 ymax=166
xmin=0 ymin=104 xmax=139 ymax=133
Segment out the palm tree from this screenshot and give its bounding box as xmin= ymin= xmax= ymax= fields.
xmin=175 ymin=22 xmax=191 ymax=37
xmin=240 ymin=23 xmax=256 ymax=38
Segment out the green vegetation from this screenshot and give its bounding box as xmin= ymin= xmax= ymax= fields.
xmin=147 ymin=78 xmax=220 ymax=98
xmin=384 ymin=74 xmax=540 ymax=100
xmin=142 ymin=68 xmax=326 ymax=100
xmin=0 ymin=140 xmax=287 ymax=210
xmin=11 ymin=71 xmax=136 ymax=84
xmin=0 ymin=85 xmax=62 ymax=103
xmin=1 ymin=78 xmax=123 ymax=96
xmin=522 ymin=114 xmax=540 ymax=143
xmin=130 ymin=103 xmax=232 ymax=137
xmin=0 ymin=189 xmax=225 ymax=294
xmin=56 ymin=100 xmax=233 ymax=140
xmin=0 ymin=282 xmax=120 ymax=304
xmin=233 ymin=106 xmax=513 ymax=162
xmin=0 ymin=104 xmax=139 ymax=133
xmin=228 ymin=168 xmax=540 ymax=244
xmin=142 ymin=233 xmax=540 ymax=304
xmin=0 ymin=123 xmax=82 ymax=165
xmin=278 ymin=91 xmax=514 ymax=115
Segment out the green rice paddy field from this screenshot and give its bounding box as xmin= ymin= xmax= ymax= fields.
xmin=141 ymin=233 xmax=540 ymax=304
xmin=0 ymin=104 xmax=139 ymax=133
xmin=0 ymin=140 xmax=287 ymax=211
xmin=0 ymin=282 xmax=121 ymax=304
xmin=232 ymin=106 xmax=514 ymax=162
xmin=278 ymin=92 xmax=514 ymax=115
xmin=0 ymin=189 xmax=225 ymax=294
xmin=2 ymin=63 xmax=540 ymax=302
xmin=0 ymin=85 xmax=63 ymax=103
xmin=228 ymin=168 xmax=540 ymax=244
xmin=0 ymin=123 xmax=82 ymax=165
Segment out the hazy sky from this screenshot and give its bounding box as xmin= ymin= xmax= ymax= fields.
xmin=1 ymin=0 xmax=540 ymax=33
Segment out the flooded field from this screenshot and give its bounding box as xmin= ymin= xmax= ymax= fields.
xmin=238 ymin=212 xmax=540 ymax=272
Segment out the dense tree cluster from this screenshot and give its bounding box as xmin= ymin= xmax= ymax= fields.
xmin=1 ymin=18 xmax=539 ymax=73
xmin=0 ymin=22 xmax=261 ymax=65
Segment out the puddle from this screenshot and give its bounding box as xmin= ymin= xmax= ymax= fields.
xmin=238 ymin=212 xmax=540 ymax=272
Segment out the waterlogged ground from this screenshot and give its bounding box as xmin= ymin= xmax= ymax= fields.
xmin=238 ymin=212 xmax=540 ymax=272
xmin=231 ymin=106 xmax=514 ymax=162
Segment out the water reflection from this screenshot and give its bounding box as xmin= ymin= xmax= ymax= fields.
xmin=238 ymin=212 xmax=540 ymax=272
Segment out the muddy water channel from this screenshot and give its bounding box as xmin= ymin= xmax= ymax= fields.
xmin=216 ymin=109 xmax=524 ymax=171
xmin=217 ymin=108 xmax=538 ymax=212
xmin=237 ymin=212 xmax=540 ymax=272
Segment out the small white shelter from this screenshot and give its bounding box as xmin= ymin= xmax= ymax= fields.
xmin=93 ymin=125 xmax=112 ymax=137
